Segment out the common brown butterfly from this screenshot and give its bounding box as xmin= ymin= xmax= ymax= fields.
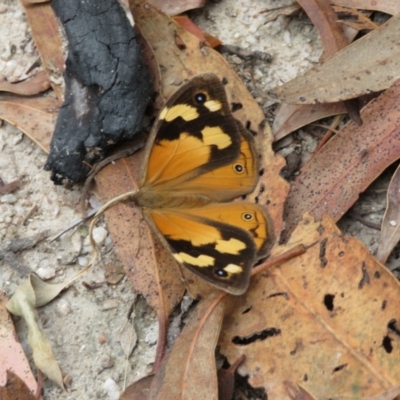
xmin=124 ymin=74 xmax=273 ymax=295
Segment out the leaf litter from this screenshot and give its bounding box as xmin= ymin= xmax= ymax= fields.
xmin=2 ymin=0 xmax=400 ymax=399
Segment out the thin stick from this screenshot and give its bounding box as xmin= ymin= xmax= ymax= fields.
xmin=251 ymin=244 xmax=305 ymax=277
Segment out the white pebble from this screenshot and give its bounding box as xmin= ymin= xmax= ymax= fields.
xmin=103 ymin=299 xmax=119 ymax=310
xmin=78 ymin=256 xmax=88 ymax=267
xmin=56 ymin=299 xmax=71 ymax=316
xmin=36 ymin=267 xmax=56 ymax=280
xmin=92 ymin=226 xmax=108 ymax=246
xmin=390 ymin=220 xmax=397 ymax=227
xmin=103 ymin=378 xmax=120 ymax=400
xmin=1 ymin=194 xmax=17 ymax=203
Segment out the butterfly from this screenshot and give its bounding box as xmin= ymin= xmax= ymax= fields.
xmin=131 ymin=73 xmax=274 ymax=295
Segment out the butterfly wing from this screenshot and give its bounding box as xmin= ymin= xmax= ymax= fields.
xmin=139 ymin=74 xmax=258 ymax=202
xmin=143 ymin=203 xmax=273 ymax=295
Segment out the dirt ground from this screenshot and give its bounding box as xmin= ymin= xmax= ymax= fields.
xmin=0 ymin=1 xmax=392 ymax=399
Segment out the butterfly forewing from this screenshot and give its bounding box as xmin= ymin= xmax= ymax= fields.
xmin=139 ymin=75 xmax=242 ymax=192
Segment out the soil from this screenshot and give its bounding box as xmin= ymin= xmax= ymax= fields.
xmin=0 ymin=1 xmax=392 ymax=399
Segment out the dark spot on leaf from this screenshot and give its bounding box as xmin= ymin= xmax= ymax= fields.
xmin=332 ymin=364 xmax=347 ymax=373
xmin=232 ymin=328 xmax=281 ymax=345
xmin=319 ymin=238 xmax=328 ymax=268
xmin=358 ymin=262 xmax=370 ymax=289
xmin=374 ymin=271 xmax=381 ymax=279
xmin=231 ymin=102 xmax=243 ymax=112
xmin=382 ymin=335 xmax=393 ymax=353
xmin=242 ymin=306 xmax=252 ymax=314
xmin=388 ymin=319 xmax=400 ymax=336
xmin=324 ymin=294 xmax=335 ymax=311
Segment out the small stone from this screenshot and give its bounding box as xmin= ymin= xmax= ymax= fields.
xmin=56 ymin=299 xmax=71 ymax=317
xmin=92 ymin=226 xmax=108 ymax=246
xmin=102 ymin=299 xmax=119 ymax=310
xmin=63 ymin=374 xmax=73 ymax=386
xmin=98 ymin=354 xmax=114 ymax=371
xmin=1 ymin=194 xmax=17 ymax=203
xmin=144 ymin=323 xmax=158 ymax=345
xmin=103 ymin=378 xmax=120 ymax=400
xmin=390 ymin=220 xmax=397 ymax=227
xmin=231 ymin=55 xmax=243 ymax=65
xmin=12 ymin=132 xmax=24 ymax=145
xmin=36 ymin=267 xmax=56 ymax=280
xmin=78 ymin=256 xmax=88 ymax=267
xmin=98 ymin=333 xmax=108 ymax=345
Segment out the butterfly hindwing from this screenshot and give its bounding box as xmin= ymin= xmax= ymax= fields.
xmin=143 ymin=203 xmax=272 ymax=294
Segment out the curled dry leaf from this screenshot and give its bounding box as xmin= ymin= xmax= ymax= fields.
xmin=219 ymin=214 xmax=400 ymax=399
xmin=0 ymin=71 xmax=50 ymax=95
xmin=0 ymin=292 xmax=37 ymax=395
xmin=149 ymin=294 xmax=225 ymax=400
xmin=6 ymin=278 xmax=64 ymax=389
xmin=376 ymin=164 xmax=400 ymax=264
xmin=284 ymin=79 xmax=400 ymax=234
xmin=273 ymin=13 xmax=400 ymax=104
xmin=273 ymin=102 xmax=346 ymax=141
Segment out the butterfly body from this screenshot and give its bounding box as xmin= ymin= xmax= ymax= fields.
xmin=134 ymin=74 xmax=273 ymax=295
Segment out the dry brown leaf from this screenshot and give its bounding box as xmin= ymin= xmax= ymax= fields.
xmin=284 ymin=79 xmax=400 ymax=234
xmin=0 ymin=292 xmax=38 ymax=396
xmin=219 ymin=214 xmax=400 ymax=399
xmin=273 ymin=102 xmax=346 ymax=140
xmin=273 ymin=0 xmax=352 ymax=140
xmin=6 ymin=278 xmax=64 ymax=389
xmin=149 ymin=294 xmax=225 ymax=399
xmin=94 ymin=155 xmax=186 ymax=316
xmin=0 ymin=71 xmax=50 ymax=95
xmin=217 ymin=354 xmax=246 ymax=400
xmin=0 ymin=370 xmax=37 ymax=400
xmin=173 ymin=15 xmax=222 ymax=48
xmin=120 ymin=374 xmax=154 ymax=400
xmin=298 ymin=0 xmax=348 ymax=59
xmin=148 ymin=0 xmax=206 ymax=16
xmin=330 ymin=0 xmax=400 ymax=15
xmin=333 ymin=6 xmax=378 ymax=31
xmin=20 ymin=1 xmax=65 ymax=100
xmin=273 ymin=13 xmax=400 ymax=104
xmin=376 ymin=164 xmax=400 ymax=264
xmin=0 ymin=95 xmax=59 ymax=153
